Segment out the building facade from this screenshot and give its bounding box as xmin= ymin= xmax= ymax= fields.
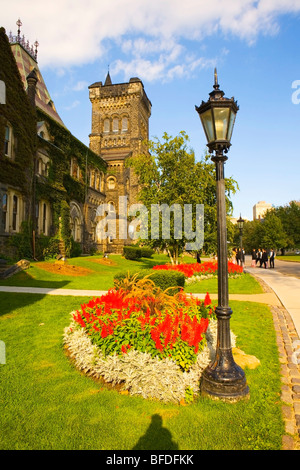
xmin=0 ymin=25 xmax=107 ymax=258
xmin=0 ymin=22 xmax=152 ymax=258
xmin=253 ymin=201 xmax=273 ymax=220
xmin=89 ymin=72 xmax=152 ymax=253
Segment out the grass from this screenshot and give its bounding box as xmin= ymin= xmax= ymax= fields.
xmin=277 ymin=255 xmax=300 ymax=262
xmin=0 ymin=292 xmax=284 ymax=450
xmin=0 ymin=254 xmax=263 ymax=294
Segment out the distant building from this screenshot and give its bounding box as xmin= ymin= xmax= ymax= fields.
xmin=253 ymin=201 xmax=273 ymax=220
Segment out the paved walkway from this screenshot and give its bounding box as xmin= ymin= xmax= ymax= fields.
xmin=244 ymin=264 xmax=300 ymax=450
xmin=0 ymin=264 xmax=300 ymax=449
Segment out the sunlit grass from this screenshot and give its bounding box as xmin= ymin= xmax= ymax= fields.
xmin=0 ymin=293 xmax=284 ymax=450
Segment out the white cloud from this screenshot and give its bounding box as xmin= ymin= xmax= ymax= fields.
xmin=2 ymin=0 xmax=300 ymax=81
xmin=64 ymin=100 xmax=80 ymax=111
xmin=72 ymin=81 xmax=89 ymax=92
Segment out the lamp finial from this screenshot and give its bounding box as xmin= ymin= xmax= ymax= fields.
xmin=214 ymin=67 xmax=219 ymax=90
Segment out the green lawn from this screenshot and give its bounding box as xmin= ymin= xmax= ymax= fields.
xmin=0 ymin=293 xmax=284 ymax=450
xmin=0 ymin=254 xmax=263 ymax=294
xmin=277 ymin=255 xmax=300 ymax=262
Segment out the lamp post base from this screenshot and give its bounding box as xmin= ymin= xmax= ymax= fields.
xmin=201 ymin=349 xmax=250 ymax=402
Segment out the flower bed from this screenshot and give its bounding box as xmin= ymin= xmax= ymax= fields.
xmin=152 ymin=260 xmax=243 ymax=280
xmin=63 ymin=275 xmax=236 ymax=402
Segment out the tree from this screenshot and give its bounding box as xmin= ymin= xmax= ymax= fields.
xmin=127 ymin=131 xmax=238 ymax=264
xmin=273 ymin=201 xmax=300 ymax=249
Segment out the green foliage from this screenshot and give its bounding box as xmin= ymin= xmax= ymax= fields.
xmin=0 ymin=28 xmax=36 ymax=196
xmin=70 ymin=238 xmax=82 ymax=258
xmin=123 ymin=246 xmax=142 ymax=260
xmin=114 ymin=269 xmax=185 ymax=293
xmin=42 ymin=237 xmax=60 ymax=260
xmin=9 ymin=221 xmax=33 ymax=259
xmin=127 ymin=131 xmax=238 ymax=262
xmin=140 ymin=247 xmax=154 ymax=258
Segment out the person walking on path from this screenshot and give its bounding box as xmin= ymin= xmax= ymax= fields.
xmin=251 ymin=249 xmax=257 ymax=267
xmin=261 ymin=249 xmax=268 ymax=269
xmin=269 ymin=249 xmax=275 ymax=268
xmin=257 ymin=249 xmax=263 ymax=267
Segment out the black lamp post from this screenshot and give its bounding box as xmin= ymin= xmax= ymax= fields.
xmin=195 ymin=69 xmax=249 ymax=401
xmin=237 ymin=214 xmax=245 ymax=267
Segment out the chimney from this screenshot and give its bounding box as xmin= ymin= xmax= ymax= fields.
xmin=26 ymin=68 xmax=38 ymax=107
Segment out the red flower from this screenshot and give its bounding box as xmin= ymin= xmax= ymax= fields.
xmin=204 ymin=292 xmax=211 ymax=306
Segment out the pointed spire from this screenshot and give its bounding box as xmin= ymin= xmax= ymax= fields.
xmin=104 ymin=69 xmax=112 ymax=86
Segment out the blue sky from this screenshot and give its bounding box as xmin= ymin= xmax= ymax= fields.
xmin=3 ymin=1 xmax=300 ymax=221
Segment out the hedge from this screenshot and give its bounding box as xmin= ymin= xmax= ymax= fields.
xmin=114 ymin=269 xmax=185 ymax=294
xmin=123 ymin=246 xmax=142 ymax=260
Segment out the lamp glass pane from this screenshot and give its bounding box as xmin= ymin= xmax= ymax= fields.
xmin=213 ymin=107 xmax=230 ymax=140
xmin=227 ymin=110 xmax=236 ymax=142
xmin=200 ymin=109 xmax=215 ymax=143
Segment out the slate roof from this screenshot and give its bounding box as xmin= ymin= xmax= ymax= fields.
xmin=10 ymin=42 xmax=65 ymax=127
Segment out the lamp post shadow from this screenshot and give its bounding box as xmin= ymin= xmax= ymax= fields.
xmin=132 ymin=414 xmax=179 ymax=450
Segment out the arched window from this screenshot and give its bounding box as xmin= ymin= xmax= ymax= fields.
xmin=90 ymin=169 xmax=95 ymax=188
xmin=113 ymin=118 xmax=119 ymax=133
xmin=95 ymin=171 xmax=100 ymax=191
xmin=104 ymin=119 xmax=110 ymax=133
xmin=122 ymin=117 xmax=128 ymax=132
xmin=107 ymin=201 xmax=115 ymax=213
xmin=107 ymin=177 xmax=116 ymax=190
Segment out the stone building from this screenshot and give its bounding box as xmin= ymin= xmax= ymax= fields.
xmin=89 ymin=72 xmax=152 ymax=253
xmin=0 ymin=24 xmax=107 ymax=258
xmin=0 ymin=21 xmax=152 ymax=257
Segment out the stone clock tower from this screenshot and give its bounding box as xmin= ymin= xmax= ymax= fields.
xmin=88 ymin=73 xmax=152 ymax=252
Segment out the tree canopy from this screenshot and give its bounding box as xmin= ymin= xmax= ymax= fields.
xmin=127 ymin=131 xmax=238 ymax=263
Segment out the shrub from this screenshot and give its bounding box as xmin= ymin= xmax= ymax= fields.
xmin=140 ymin=247 xmax=154 ymax=258
xmin=123 ymin=246 xmax=142 ymax=260
xmin=42 ymin=237 xmax=60 ymax=260
xmin=70 ymin=238 xmax=82 ymax=258
xmin=114 ymin=269 xmax=185 ymax=293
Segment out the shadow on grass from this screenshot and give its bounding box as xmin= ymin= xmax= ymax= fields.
xmin=132 ymin=414 xmax=179 ymax=450
xmin=0 ymin=277 xmax=70 ymax=318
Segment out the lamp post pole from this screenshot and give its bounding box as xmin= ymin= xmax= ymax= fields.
xmin=195 ymin=70 xmax=249 ymax=401
xmin=238 ymin=215 xmax=244 ymax=267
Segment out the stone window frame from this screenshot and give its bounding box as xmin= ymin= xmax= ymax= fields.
xmin=3 ymin=121 xmax=14 ymax=159
xmin=107 ymin=176 xmax=117 ymax=190
xmin=1 ymin=193 xmax=8 ymax=233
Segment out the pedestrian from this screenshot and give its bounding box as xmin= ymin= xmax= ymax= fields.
xmin=251 ymin=249 xmax=256 ymax=267
xmin=236 ymin=248 xmax=240 ymax=266
xmin=196 ymin=252 xmax=201 ymax=264
xmin=261 ymin=249 xmax=268 ymax=269
xmin=269 ymin=249 xmax=275 ymax=268
xmin=238 ymin=248 xmax=245 ymax=267
xmin=257 ymin=249 xmax=263 ymax=267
